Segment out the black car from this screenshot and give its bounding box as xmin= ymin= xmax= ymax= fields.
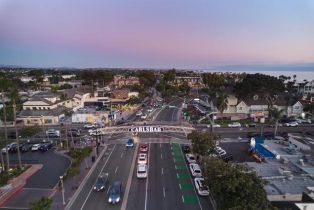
xmin=39 ymin=142 xmax=53 ymax=152
xmin=181 ymin=145 xmax=191 ymax=153
xmin=68 ymin=131 xmax=80 ymax=137
xmin=93 ymin=173 xmax=109 ymax=192
xmin=8 ymin=144 xmax=18 ymax=153
xmin=20 ymin=143 xmax=32 ymax=152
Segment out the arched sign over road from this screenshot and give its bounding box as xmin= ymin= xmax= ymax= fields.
xmin=128 ymin=126 xmax=164 ymax=133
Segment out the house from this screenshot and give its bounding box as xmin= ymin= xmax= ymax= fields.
xmin=235 ymin=95 xmax=303 ymax=118
xmin=110 ymin=75 xmax=140 ymax=88
xmin=299 ymin=81 xmax=314 ymax=95
xmin=174 ymin=76 xmax=204 ymax=87
xmin=17 ymin=107 xmax=65 ymax=126
xmin=111 ymin=89 xmax=139 ymax=99
xmin=22 ymin=92 xmax=60 ymax=111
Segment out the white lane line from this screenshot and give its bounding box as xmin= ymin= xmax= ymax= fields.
xmin=161 ymin=167 xmax=164 ymax=175
xmin=120 ymin=152 xmax=124 ymax=158
xmin=80 ymin=144 xmax=116 ymax=210
xmin=160 ymin=153 xmax=162 ymax=159
xmin=144 ymin=143 xmax=150 ymax=210
xmin=163 ymin=187 xmax=166 ymax=198
xmin=106 ymin=186 xmax=111 ymax=194
xmin=159 ymin=143 xmax=161 ymax=148
xmin=115 ymin=166 xmax=119 ymax=174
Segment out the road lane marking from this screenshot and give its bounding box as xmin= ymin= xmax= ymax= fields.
xmin=159 ymin=143 xmax=161 ymax=148
xmin=144 ymin=143 xmax=150 ymax=210
xmin=120 ymin=152 xmax=124 ymax=158
xmin=163 ymin=187 xmax=166 ymax=198
xmin=106 ymin=186 xmax=110 ymax=194
xmin=160 ymin=153 xmax=162 ymax=159
xmin=121 ymin=142 xmax=139 ymax=210
xmin=80 ymin=144 xmax=116 ymax=210
xmin=115 ymin=166 xmax=119 ymax=174
xmin=161 ymin=167 xmax=164 ymax=175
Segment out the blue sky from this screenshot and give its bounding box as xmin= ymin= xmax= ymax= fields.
xmin=0 ymin=0 xmax=313 ymax=68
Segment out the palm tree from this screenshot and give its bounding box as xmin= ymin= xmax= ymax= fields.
xmin=0 ymin=78 xmax=11 ymax=171
xmin=268 ymin=107 xmax=284 ymax=136
xmin=9 ymin=87 xmax=22 ymax=169
xmin=216 ymin=93 xmax=228 ymax=124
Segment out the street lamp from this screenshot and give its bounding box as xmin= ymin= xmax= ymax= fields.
xmin=60 ymin=176 xmax=65 ymax=205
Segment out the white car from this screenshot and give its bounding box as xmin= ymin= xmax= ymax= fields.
xmin=137 ymin=164 xmax=148 ymax=178
xmin=215 ymin=147 xmax=226 ymax=156
xmin=206 ymin=123 xmax=221 ymax=128
xmin=84 ymin=124 xmax=95 ymax=129
xmin=141 ymin=114 xmax=148 ymax=120
xmin=194 ymin=178 xmax=209 ymax=196
xmin=189 ymin=163 xmax=202 ymax=177
xmin=185 ymin=154 xmax=196 ymax=163
xmin=228 ymin=122 xmax=241 ymax=128
xmin=1 ymin=143 xmax=17 ymax=153
xmin=136 ymin=111 xmax=143 ymax=117
xmin=89 ymin=130 xmax=102 ymax=136
xmin=138 ymin=153 xmax=147 ymax=164
xmin=284 ymin=121 xmax=298 ymax=127
xmin=147 ymin=108 xmax=153 ymax=113
xmin=31 ymin=144 xmax=41 ymax=151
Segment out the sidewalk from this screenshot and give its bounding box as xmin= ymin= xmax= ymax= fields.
xmin=50 ymin=146 xmax=106 ymax=210
xmin=0 ymin=164 xmax=43 ymax=207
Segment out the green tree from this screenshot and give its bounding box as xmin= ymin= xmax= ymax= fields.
xmin=163 ymin=69 xmax=176 ymax=82
xmin=127 ymin=96 xmax=140 ymax=105
xmin=216 ymin=93 xmax=228 ymax=123
xmin=268 ymin=107 xmax=284 ymax=136
xmin=30 ymin=197 xmax=53 ymax=210
xmin=28 ymin=70 xmax=44 ymax=90
xmin=178 ymin=82 xmax=190 ymax=94
xmin=234 ymin=74 xmax=285 ymax=108
xmin=187 ymin=130 xmax=216 ymax=156
xmin=203 ymin=158 xmax=275 ymax=210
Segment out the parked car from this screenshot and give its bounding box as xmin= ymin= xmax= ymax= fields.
xmin=189 ymin=163 xmax=202 ymax=177
xmin=284 ymin=121 xmax=298 ymax=127
xmin=194 ymin=178 xmax=209 ymax=196
xmin=137 ymin=164 xmax=148 ymax=178
xmin=147 ymin=108 xmax=153 ymax=112
xmin=181 ymin=145 xmax=191 ymax=153
xmin=136 ymin=111 xmax=143 ymax=117
xmin=31 ymin=144 xmax=42 ymax=151
xmin=296 ymin=118 xmax=312 ymax=124
xmin=141 ymin=114 xmax=148 ymax=120
xmin=39 ymin=142 xmax=53 ymax=152
xmin=138 ymin=153 xmax=147 ymax=165
xmin=21 ymin=143 xmax=32 ymax=152
xmin=84 ymin=124 xmax=95 ymax=129
xmin=46 ymin=129 xmax=60 ymax=137
xmin=206 ymin=123 xmax=221 ymax=128
xmin=126 ymin=138 xmax=134 ymax=147
xmin=185 ymin=154 xmax=196 ymax=163
xmin=93 ymin=173 xmax=109 ymax=191
xmin=228 ymin=122 xmax=241 ymax=128
xmin=247 ymin=123 xmax=257 ymax=128
xmin=108 ymin=181 xmax=122 ymax=204
xmin=221 ymin=154 xmax=233 ymax=162
xmin=139 ymin=144 xmax=149 ymax=153
xmin=2 ymin=143 xmax=17 ymax=153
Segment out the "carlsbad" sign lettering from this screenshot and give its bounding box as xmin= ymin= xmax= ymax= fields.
xmin=129 ymin=126 xmax=164 ymax=133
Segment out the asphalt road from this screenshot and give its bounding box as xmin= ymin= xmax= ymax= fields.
xmin=68 ymin=143 xmax=136 ymax=210
xmin=1 ymin=149 xmax=71 ymax=210
xmin=129 ymin=143 xmax=212 ymax=210
xmin=154 ymin=98 xmax=183 ymax=122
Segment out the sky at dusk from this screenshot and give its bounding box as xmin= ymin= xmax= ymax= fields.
xmin=0 ymin=0 xmax=314 ymax=68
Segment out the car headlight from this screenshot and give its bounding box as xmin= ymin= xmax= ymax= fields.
xmin=116 ymin=197 xmax=120 ymax=202
xmin=108 ymin=198 xmax=112 ymax=202
xmin=101 ymin=186 xmax=104 ymax=189
xmin=93 ymin=187 xmax=96 ymax=190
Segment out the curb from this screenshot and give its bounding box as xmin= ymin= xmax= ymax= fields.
xmin=65 ymin=145 xmax=107 ymax=210
xmin=0 ymin=164 xmax=43 ymax=208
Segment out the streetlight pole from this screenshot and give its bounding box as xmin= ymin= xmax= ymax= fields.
xmin=60 ymin=176 xmax=65 ymax=205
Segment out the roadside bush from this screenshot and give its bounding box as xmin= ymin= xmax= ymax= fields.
xmin=29 ymin=197 xmax=52 ymax=210
xmin=19 ymin=126 xmax=41 ymax=137
xmin=66 ymin=147 xmax=92 ymax=178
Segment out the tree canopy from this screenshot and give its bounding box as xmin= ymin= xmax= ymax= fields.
xmin=187 ymin=130 xmax=216 ymax=156
xmin=203 ymin=158 xmax=276 ymax=210
xmin=163 ymin=69 xmax=176 ymax=82
xmin=234 ymin=74 xmax=285 ymax=107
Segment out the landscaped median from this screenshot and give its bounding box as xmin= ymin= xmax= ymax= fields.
xmin=0 ymin=164 xmax=43 ymax=207
xmin=64 ymin=147 xmax=93 ymax=178
xmin=171 ymin=143 xmax=199 ymax=205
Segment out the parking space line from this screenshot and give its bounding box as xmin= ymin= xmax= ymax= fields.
xmin=106 ymin=186 xmax=111 ymax=194
xmin=120 ymin=152 xmax=124 ymax=158
xmin=115 ymin=166 xmax=119 ymax=174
